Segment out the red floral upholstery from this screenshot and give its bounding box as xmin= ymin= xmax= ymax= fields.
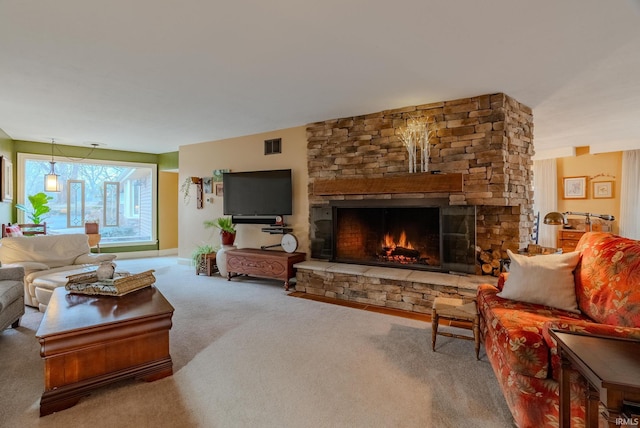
xmin=478 ymin=232 xmax=640 ymax=428
xmin=574 ymin=232 xmax=640 ymax=327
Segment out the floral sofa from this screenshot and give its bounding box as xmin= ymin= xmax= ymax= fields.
xmin=477 ymin=232 xmax=640 ymax=428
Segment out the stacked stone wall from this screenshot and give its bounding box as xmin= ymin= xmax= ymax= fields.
xmin=306 ymin=92 xmax=534 ymax=252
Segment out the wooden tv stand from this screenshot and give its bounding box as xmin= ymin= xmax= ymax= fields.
xmin=226 ymin=248 xmax=306 ymax=290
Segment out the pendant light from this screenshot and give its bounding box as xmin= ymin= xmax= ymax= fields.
xmin=44 ymin=139 xmax=61 ymax=192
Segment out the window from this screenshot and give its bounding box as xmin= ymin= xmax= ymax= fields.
xmin=18 ymin=153 xmax=157 ymax=246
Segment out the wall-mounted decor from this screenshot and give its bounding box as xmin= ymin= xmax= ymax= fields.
xmin=563 ymin=176 xmax=587 ymax=199
xmin=203 ymin=177 xmax=213 ymax=194
xmin=213 ymin=169 xmax=230 ymax=182
xmin=215 ymin=182 xmax=224 ymax=197
xmin=1 ymin=156 xmax=13 ymax=202
xmin=593 ymin=181 xmax=614 ymax=199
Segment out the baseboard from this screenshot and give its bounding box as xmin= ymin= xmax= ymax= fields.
xmin=114 ymin=248 xmax=178 ymax=260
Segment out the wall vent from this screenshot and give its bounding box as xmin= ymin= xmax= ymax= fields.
xmin=264 ymin=138 xmax=282 ymax=155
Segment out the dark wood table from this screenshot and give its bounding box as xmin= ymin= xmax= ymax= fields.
xmin=226 ymin=248 xmax=306 ymax=290
xmin=549 ymin=330 xmax=640 ymax=428
xmin=35 ymin=286 xmax=174 ymax=416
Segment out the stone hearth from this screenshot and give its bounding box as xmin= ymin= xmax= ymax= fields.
xmin=296 ymin=92 xmax=534 ymax=313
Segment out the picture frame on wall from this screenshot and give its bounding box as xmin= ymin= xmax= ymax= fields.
xmin=203 ymin=177 xmax=213 ymax=194
xmin=563 ymin=176 xmax=587 ymax=199
xmin=0 ymin=156 xmax=13 ymax=202
xmin=593 ymin=181 xmax=614 ymax=199
xmin=213 ymin=169 xmax=229 ymax=182
xmin=215 ymin=182 xmax=224 ymax=196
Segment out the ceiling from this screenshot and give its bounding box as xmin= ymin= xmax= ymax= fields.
xmin=1 ymin=0 xmax=640 ymax=157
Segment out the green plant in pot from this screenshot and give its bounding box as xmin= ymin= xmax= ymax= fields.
xmin=191 ymin=243 xmax=217 ymax=274
xmin=204 ymin=216 xmax=236 ymax=246
xmin=16 ymin=192 xmax=53 ymax=224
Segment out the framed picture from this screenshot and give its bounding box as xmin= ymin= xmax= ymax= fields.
xmin=563 ymin=176 xmax=587 ymax=199
xmin=593 ymin=181 xmax=614 ymax=199
xmin=1 ymin=156 xmax=13 ymax=202
xmin=203 ymin=177 xmax=213 ymax=194
xmin=213 ymin=169 xmax=229 ymax=182
xmin=215 ymin=182 xmax=224 ymax=196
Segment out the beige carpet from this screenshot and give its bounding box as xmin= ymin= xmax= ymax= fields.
xmin=0 ymin=257 xmax=513 ymax=427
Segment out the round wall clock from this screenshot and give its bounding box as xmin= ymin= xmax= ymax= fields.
xmin=281 ymin=233 xmax=298 ymax=253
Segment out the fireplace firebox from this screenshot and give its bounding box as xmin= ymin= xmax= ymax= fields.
xmin=310 ymin=200 xmax=477 ymax=274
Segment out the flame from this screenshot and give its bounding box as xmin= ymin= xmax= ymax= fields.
xmin=382 ymin=231 xmax=414 ymax=250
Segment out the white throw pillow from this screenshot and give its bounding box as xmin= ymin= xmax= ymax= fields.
xmin=497 ymin=249 xmax=581 ymax=313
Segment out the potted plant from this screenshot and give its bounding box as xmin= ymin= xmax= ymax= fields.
xmin=191 ymin=243 xmax=216 ymax=275
xmin=204 ymin=216 xmax=236 ymax=246
xmin=16 ymin=192 xmax=53 ymax=224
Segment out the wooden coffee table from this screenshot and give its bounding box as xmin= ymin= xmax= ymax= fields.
xmin=35 ymin=286 xmax=174 ymax=416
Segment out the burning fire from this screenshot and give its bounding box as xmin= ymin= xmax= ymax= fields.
xmin=382 ymin=231 xmax=414 ymax=251
xmin=380 ymin=231 xmax=420 ymax=264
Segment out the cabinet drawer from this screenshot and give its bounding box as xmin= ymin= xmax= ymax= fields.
xmin=560 ymin=230 xmax=585 ymax=240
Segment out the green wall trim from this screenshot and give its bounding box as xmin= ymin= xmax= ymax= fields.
xmin=14 ymin=140 xmax=159 ymax=163
xmin=158 ymin=151 xmax=179 ymax=171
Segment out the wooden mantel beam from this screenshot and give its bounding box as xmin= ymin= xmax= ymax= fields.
xmin=312 ymin=173 xmax=463 ymax=196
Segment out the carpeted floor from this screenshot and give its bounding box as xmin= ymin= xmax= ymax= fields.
xmin=0 ymin=257 xmax=514 ymax=427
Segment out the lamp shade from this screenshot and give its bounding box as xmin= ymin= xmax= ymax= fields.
xmin=44 ymin=172 xmax=61 ymax=192
xmin=543 ymin=211 xmax=566 ymax=225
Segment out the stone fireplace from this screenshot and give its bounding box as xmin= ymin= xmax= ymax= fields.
xmin=295 ymin=92 xmax=534 ymax=313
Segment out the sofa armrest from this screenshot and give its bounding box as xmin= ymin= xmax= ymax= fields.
xmin=74 ymin=253 xmax=117 ymax=265
xmin=0 ymin=266 xmax=26 ymax=281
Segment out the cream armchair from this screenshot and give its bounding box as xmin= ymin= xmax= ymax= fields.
xmin=0 ymin=234 xmax=116 ymax=311
xmin=0 ymin=266 xmax=25 ymax=331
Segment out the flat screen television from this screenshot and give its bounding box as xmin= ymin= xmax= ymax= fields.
xmin=223 ymin=169 xmax=293 ymax=216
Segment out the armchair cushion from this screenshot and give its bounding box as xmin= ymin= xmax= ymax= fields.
xmin=0 ymin=234 xmax=91 ymax=267
xmin=74 ymin=253 xmax=117 ymax=265
xmin=0 ymin=279 xmax=23 ymax=311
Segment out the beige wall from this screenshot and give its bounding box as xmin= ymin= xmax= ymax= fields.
xmin=178 ymin=126 xmax=309 ymax=260
xmin=557 ymin=148 xmax=622 ymax=234
xmin=159 ymin=171 xmax=179 ymax=250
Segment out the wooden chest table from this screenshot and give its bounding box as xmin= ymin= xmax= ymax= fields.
xmin=35 ymin=286 xmax=174 ymax=416
xmin=226 ymin=248 xmax=306 ymax=290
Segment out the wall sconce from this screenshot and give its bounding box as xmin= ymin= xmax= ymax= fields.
xmin=544 ymin=211 xmax=615 ymax=231
xmin=191 ymin=177 xmax=204 ymax=209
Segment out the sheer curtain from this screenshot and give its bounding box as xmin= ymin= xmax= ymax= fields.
xmin=533 ymin=159 xmax=558 ymax=247
xmin=619 ymin=149 xmax=640 ymax=239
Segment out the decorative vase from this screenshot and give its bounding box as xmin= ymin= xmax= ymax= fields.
xmin=216 ymin=245 xmax=237 ymax=277
xmin=221 ymin=231 xmax=236 ymax=246
xmin=96 ymin=261 xmax=116 ymax=280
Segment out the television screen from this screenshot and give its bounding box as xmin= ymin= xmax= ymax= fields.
xmin=223 ymin=169 xmax=293 ymax=216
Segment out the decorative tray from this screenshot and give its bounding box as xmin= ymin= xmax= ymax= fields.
xmin=65 ymin=270 xmax=156 ymax=296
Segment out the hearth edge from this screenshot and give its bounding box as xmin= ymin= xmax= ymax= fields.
xmin=294 ymin=260 xmax=498 ymax=314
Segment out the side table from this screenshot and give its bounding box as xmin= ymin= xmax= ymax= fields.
xmin=549 ymin=330 xmax=640 ymax=428
xmin=431 ymin=297 xmax=480 ymax=360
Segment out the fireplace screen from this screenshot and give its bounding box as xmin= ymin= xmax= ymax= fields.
xmin=311 ymin=203 xmax=476 ymax=274
xmin=334 ymin=206 xmax=441 ymax=269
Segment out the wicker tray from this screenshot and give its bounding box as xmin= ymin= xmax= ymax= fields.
xmin=65 ymin=270 xmax=156 ymax=296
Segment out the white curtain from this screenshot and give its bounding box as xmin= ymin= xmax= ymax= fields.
xmin=533 ymin=159 xmax=558 ymax=247
xmin=619 ymin=149 xmax=640 ymax=239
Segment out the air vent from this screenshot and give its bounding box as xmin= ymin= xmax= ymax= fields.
xmin=264 ymin=138 xmax=282 ymax=155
